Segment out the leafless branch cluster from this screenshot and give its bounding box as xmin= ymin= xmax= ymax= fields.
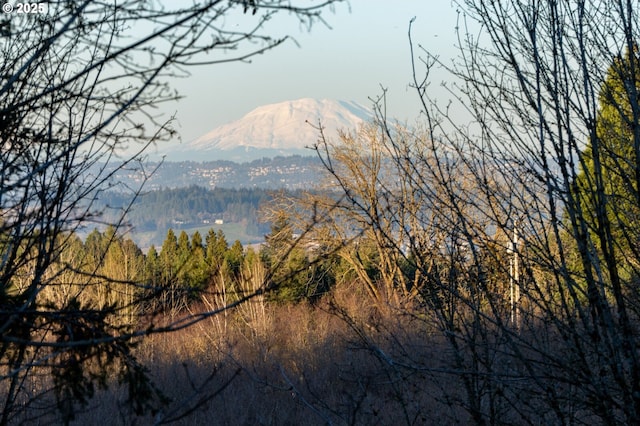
xmin=0 ymin=1 xmax=342 ymax=423
xmin=279 ymin=1 xmax=640 ymax=423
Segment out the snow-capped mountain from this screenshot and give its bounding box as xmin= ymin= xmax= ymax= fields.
xmin=170 ymin=98 xmax=372 ymax=161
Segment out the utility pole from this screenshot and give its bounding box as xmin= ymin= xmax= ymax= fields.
xmin=508 ymin=220 xmax=520 ymax=328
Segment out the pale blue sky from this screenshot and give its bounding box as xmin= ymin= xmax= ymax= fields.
xmin=164 ymin=1 xmax=461 ymax=147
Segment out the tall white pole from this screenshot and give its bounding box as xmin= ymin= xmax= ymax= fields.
xmin=509 ymin=220 xmax=520 ymax=327
xmin=509 ymin=243 xmax=514 ymax=325
xmin=514 ymin=221 xmax=519 ymax=328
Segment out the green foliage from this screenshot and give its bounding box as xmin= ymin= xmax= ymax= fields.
xmin=574 ymin=47 xmax=640 ymax=281
xmin=147 ymin=228 xmax=249 ymax=311
xmin=176 ymin=230 xmax=192 ymax=287
xmin=159 ymin=229 xmax=178 ymax=284
xmin=154 ymin=228 xmax=217 ymax=311
xmin=225 ymin=240 xmax=244 ymax=276
xmin=187 ymin=231 xmax=209 ymax=290
xmin=262 ymin=213 xmax=336 ymax=303
xmin=206 ymin=229 xmax=229 ymax=273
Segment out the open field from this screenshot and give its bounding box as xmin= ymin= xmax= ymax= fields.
xmin=68 ymin=283 xmax=466 ymax=425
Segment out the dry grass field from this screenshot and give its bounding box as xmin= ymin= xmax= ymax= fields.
xmin=70 ymin=282 xmax=466 ymax=425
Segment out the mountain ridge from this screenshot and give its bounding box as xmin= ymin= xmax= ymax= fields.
xmin=169 ymin=98 xmax=372 ymax=161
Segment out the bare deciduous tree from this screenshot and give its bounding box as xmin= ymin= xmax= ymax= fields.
xmin=0 ymin=1 xmax=341 ymax=423
xmin=302 ymin=1 xmax=640 ymax=424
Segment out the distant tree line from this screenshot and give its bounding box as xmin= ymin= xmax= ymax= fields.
xmin=96 ymin=186 xmax=274 ymax=235
xmin=35 ymin=217 xmax=347 ymax=322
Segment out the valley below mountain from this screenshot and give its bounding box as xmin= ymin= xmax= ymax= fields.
xmin=92 ymin=98 xmax=371 ymax=249
xmin=109 ymin=155 xmax=324 ymax=191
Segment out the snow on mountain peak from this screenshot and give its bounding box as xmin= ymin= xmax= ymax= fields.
xmin=179 ymin=98 xmax=372 ymax=161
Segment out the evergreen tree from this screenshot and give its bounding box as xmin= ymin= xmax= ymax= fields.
xmin=191 ymin=231 xmax=204 ymax=251
xmin=262 ymin=212 xmax=312 ymax=303
xmin=159 ymin=229 xmax=179 ymax=281
xmin=576 ymin=47 xmax=640 ymax=272
xmin=176 ymin=230 xmax=191 ymax=288
xmin=159 ymin=229 xmax=180 ymax=312
xmin=144 ymin=245 xmax=161 ymax=313
xmin=84 ymin=228 xmax=109 ymax=273
xmin=205 ymin=229 xmax=228 ymax=275
xmin=120 ymin=239 xmax=145 ymax=323
xmin=225 ymin=240 xmax=244 ymax=277
xmin=188 ymin=231 xmax=208 ymax=291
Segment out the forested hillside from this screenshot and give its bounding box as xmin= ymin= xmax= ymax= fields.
xmin=94 ymin=186 xmax=275 ymax=248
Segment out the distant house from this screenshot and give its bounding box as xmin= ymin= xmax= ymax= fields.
xmin=214 ymin=219 xmax=224 ymax=225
